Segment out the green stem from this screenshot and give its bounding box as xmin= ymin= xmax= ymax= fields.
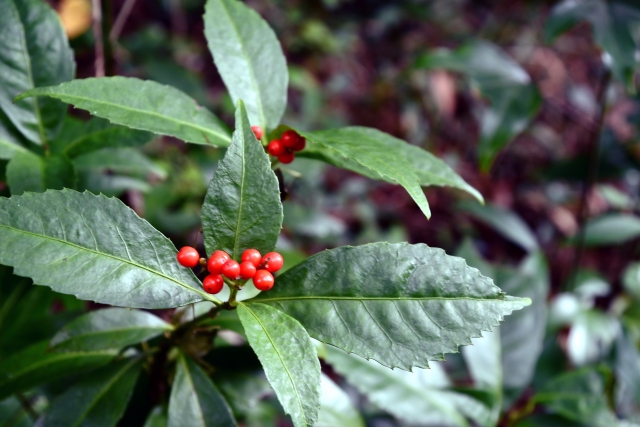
xmin=227 ymin=286 xmax=239 ymax=308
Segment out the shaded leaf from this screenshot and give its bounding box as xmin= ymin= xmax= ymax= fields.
xmin=202 ymin=101 xmax=282 ymax=260
xmin=237 ymin=303 xmax=320 ymax=427
xmin=50 ymin=308 xmax=173 ymax=352
xmin=299 ymin=127 xmax=432 ymax=218
xmin=73 ymin=148 xmax=167 ymax=179
xmin=250 ymin=242 xmax=530 ymax=371
xmin=0 ymin=0 xmax=74 ymax=146
xmin=168 ymin=353 xmax=236 ymax=427
xmin=6 ymin=151 xmax=76 ymax=195
xmin=577 ymin=214 xmax=640 ymax=246
xmin=143 ymin=407 xmax=167 ymax=427
xmin=0 ymin=133 xmax=28 ymax=160
xmin=204 ymin=0 xmax=288 ymax=132
xmin=0 ymin=341 xmax=115 ymax=401
xmin=623 ymin=262 xmax=640 ymax=299
xmin=0 ymin=189 xmax=218 ymax=308
xmin=317 ymin=373 xmax=364 ymax=427
xmin=39 ymin=356 xmax=142 ymax=427
xmin=16 ymin=77 xmax=231 ymax=147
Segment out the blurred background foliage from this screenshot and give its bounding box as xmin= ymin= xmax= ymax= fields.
xmin=4 ymin=0 xmax=640 ymax=426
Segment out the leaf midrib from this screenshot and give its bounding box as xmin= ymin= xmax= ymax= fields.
xmin=0 ymin=222 xmax=218 ymax=304
xmin=242 ymin=304 xmax=308 ymax=425
xmin=251 ymin=295 xmax=509 ymax=303
xmin=231 ymin=127 xmax=247 ymax=260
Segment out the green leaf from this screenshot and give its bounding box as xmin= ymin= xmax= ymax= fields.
xmin=459 ymin=202 xmax=539 ymax=252
xmin=298 ymin=126 xmax=483 ymax=203
xmin=39 ymin=356 xmax=142 ymax=427
xmin=0 ymin=133 xmax=28 ymax=160
xmin=0 ymin=341 xmax=115 ymax=401
xmin=50 ymin=308 xmax=173 ymax=352
xmin=623 ymin=262 xmax=640 ymax=299
xmin=317 ymin=373 xmax=364 ymax=427
xmin=16 ymin=77 xmax=231 ymax=147
xmin=0 ymin=189 xmax=218 ymax=308
xmin=143 ymin=407 xmax=167 ymax=427
xmin=204 ymin=0 xmax=288 ymax=132
xmin=202 ymin=101 xmax=282 ymax=260
xmin=567 ymin=310 xmax=619 ymax=366
xmin=6 ymin=151 xmax=76 ymax=195
xmin=0 ymin=0 xmax=74 ymax=146
xmin=73 ymin=148 xmax=167 ymax=180
xmin=53 ymin=116 xmax=154 ymax=158
xmin=298 ymin=127 xmax=432 ymax=218
xmin=577 ymin=214 xmax=640 ymax=246
xmin=249 ymin=242 xmax=530 ymax=370
xmin=168 ymin=353 xmax=236 ymax=427
xmin=0 ymin=396 xmax=33 ymax=427
xmin=237 ymin=303 xmax=320 ymax=427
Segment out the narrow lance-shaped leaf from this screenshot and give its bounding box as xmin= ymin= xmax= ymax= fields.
xmin=299 ymin=127 xmax=432 ymax=218
xmin=0 ymin=0 xmax=74 ymax=146
xmin=6 ymin=151 xmax=76 ymax=195
xmin=0 ymin=341 xmax=116 ymax=401
xmin=238 ymin=303 xmax=321 ymax=427
xmin=0 ymin=189 xmax=219 ymax=308
xmin=204 ymin=0 xmax=288 ymax=132
xmin=50 ymin=308 xmax=174 ymax=352
xmin=168 ymin=353 xmax=237 ymax=427
xmin=249 ymin=242 xmax=530 ymax=370
xmin=202 ymin=101 xmax=282 ymax=259
xmin=39 ymin=356 xmax=143 ymax=427
xmin=16 ymin=77 xmax=231 ymax=147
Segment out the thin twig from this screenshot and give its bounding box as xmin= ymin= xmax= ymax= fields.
xmin=16 ymin=393 xmax=38 ymax=421
xmin=109 ymin=0 xmax=138 ymax=42
xmin=91 ymin=0 xmax=105 ymax=77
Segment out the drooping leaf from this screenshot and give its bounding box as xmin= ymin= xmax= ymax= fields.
xmin=39 ymin=356 xmax=142 ymax=427
xmin=0 ymin=132 xmax=28 ymax=160
xmin=143 ymin=407 xmax=167 ymax=427
xmin=249 ymin=242 xmax=530 ymax=370
xmin=6 ymin=151 xmax=76 ymax=195
xmin=50 ymin=308 xmax=173 ymax=352
xmin=298 ymin=126 xmax=483 ymax=203
xmin=168 ymin=353 xmax=236 ymax=427
xmin=416 ymin=41 xmax=541 ymax=171
xmin=0 ymin=0 xmax=74 ymax=146
xmin=0 ymin=341 xmax=116 ymax=401
xmin=202 ymin=101 xmax=282 ymax=259
xmin=237 ymin=303 xmax=321 ymax=427
xmin=0 ymin=189 xmax=218 ymax=308
xmin=317 ymin=373 xmax=364 ymax=427
xmin=73 ymin=148 xmax=167 ymax=180
xmin=576 ymin=214 xmax=640 ymax=246
xmin=16 ymin=77 xmax=231 ymax=147
xmin=204 ymin=0 xmax=288 ymax=132
xmin=298 ymin=127 xmax=432 ymax=218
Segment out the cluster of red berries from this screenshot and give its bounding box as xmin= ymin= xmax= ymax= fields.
xmin=250 ymin=126 xmax=305 ymax=165
xmin=176 ymin=246 xmax=284 ymax=294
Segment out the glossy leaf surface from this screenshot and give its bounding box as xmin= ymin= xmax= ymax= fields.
xmin=238 ymin=303 xmax=320 ymax=427
xmin=168 ymin=353 xmax=236 ymax=427
xmin=250 ymin=242 xmax=530 ymax=370
xmin=50 ymin=308 xmax=173 ymax=352
xmin=299 ymin=127 xmax=432 ymax=218
xmin=202 ymin=101 xmax=282 ymax=259
xmin=0 ymin=189 xmax=217 ymax=308
xmin=0 ymin=0 xmax=74 ymax=146
xmin=6 ymin=151 xmax=76 ymax=195
xmin=16 ymin=77 xmax=231 ymax=147
xmin=39 ymin=356 xmax=142 ymax=427
xmin=204 ymin=0 xmax=288 ymax=132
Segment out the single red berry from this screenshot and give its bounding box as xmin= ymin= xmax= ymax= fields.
xmin=239 ymin=261 xmax=257 ymax=279
xmin=221 ymin=259 xmax=240 ymax=279
xmin=278 ymin=151 xmax=295 ymax=164
xmin=261 ymin=252 xmax=284 ymax=273
xmin=292 ymin=136 xmax=306 ymax=152
xmin=177 ymin=246 xmax=200 ymax=268
xmin=251 ymin=125 xmax=263 ymax=140
xmin=253 ymin=269 xmax=274 ymax=291
xmin=203 ymin=274 xmax=224 ymax=294
xmin=267 ymin=139 xmax=285 ymax=156
xmin=242 ymin=249 xmax=262 ymax=267
xmin=207 ymin=250 xmax=230 ymax=275
xmin=281 ymin=130 xmax=300 ymax=149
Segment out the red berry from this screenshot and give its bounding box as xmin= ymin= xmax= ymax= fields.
xmin=221 ymin=260 xmax=240 ymax=279
xmin=242 ymin=249 xmax=262 ymax=267
xmin=203 ymin=274 xmax=224 ymax=294
xmin=251 ymin=125 xmax=263 ymax=140
xmin=281 ymin=130 xmax=300 ymax=149
xmin=292 ymin=136 xmax=306 ymax=152
xmin=177 ymin=246 xmax=200 ymax=268
xmin=261 ymin=252 xmax=284 ymax=273
xmin=267 ymin=140 xmax=285 ymax=156
xmin=239 ymin=261 xmax=257 ymax=279
xmin=207 ymin=250 xmax=230 ymax=275
xmin=278 ymin=151 xmax=295 ymax=164
xmin=253 ymin=269 xmax=274 ymax=291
